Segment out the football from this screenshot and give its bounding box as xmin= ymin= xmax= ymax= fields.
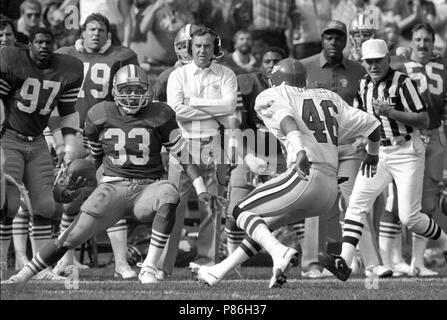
xmin=66 ymin=158 xmax=97 ymax=184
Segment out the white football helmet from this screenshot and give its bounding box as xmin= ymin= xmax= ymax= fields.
xmin=112 ymin=64 xmax=152 ymax=114
xmin=174 ymin=24 xmax=200 ymax=65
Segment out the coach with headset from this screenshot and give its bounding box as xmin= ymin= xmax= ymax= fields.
xmin=160 ymin=26 xmax=238 ymax=278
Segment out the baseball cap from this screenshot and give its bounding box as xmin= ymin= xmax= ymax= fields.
xmin=322 ymin=20 xmax=347 ymax=36
xmin=361 ymin=39 xmax=389 ymax=60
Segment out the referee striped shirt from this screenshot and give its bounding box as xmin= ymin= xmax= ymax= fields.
xmin=353 ymin=68 xmax=427 ymax=140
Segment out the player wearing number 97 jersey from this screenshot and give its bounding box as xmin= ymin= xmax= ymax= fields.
xmin=0 ymin=28 xmax=82 ymax=278
xmin=3 ymin=64 xmax=211 ymax=285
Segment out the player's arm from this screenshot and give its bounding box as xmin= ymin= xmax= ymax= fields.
xmin=190 ymin=69 xmax=238 ymax=117
xmin=56 ymin=70 xmax=83 ymax=164
xmin=166 ymin=70 xmax=213 ymax=121
xmin=140 ymin=0 xmax=165 ymax=34
xmin=82 ymin=107 xmax=105 ymax=170
xmin=159 ymin=114 xmax=211 ymax=203
xmin=373 ymin=78 xmax=429 ymax=129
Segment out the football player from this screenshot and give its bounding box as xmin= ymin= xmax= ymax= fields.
xmin=385 ymin=23 xmax=447 ymax=276
xmin=3 ymin=64 xmax=211 ymax=285
xmin=348 ymin=12 xmax=379 ymax=62
xmin=190 ymin=58 xmax=382 ymax=288
xmin=54 ymin=13 xmax=139 ymax=278
xmin=0 ymin=27 xmax=83 ymax=280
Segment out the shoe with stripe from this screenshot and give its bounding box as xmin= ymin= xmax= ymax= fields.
xmin=318 ymin=253 xmax=352 ymax=282
xmin=269 ymin=248 xmax=301 ymax=288
xmin=365 ymin=265 xmax=393 ymax=278
xmin=189 ymin=262 xmax=221 ymax=286
xmin=138 ymin=264 xmax=159 ymax=284
xmin=33 ymin=268 xmax=67 ymax=281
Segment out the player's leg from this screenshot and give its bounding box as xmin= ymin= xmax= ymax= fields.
xmin=3 ymin=182 xmax=129 ymax=283
xmin=107 ymin=219 xmax=137 ymax=279
xmin=410 ymin=132 xmax=444 ymax=276
xmin=236 ymin=165 xmax=337 ymax=287
xmin=320 ymin=160 xmax=392 ymax=281
xmin=158 ymin=161 xmax=193 ymax=277
xmin=1 ymin=132 xmax=26 ymax=274
xmin=134 ymin=180 xmax=180 ymax=283
xmin=12 ymin=204 xmax=31 ymax=269
xmin=391 ymin=139 xmax=447 ymax=257
xmin=225 ymin=163 xmax=253 ymax=255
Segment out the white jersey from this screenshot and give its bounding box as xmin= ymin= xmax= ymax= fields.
xmin=255 ymin=84 xmax=380 ymax=171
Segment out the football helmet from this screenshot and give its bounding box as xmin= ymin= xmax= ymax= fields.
xmin=112 ymin=64 xmax=152 ymax=114
xmin=349 ymin=13 xmax=378 ymax=44
xmin=174 ymin=24 xmax=200 ymax=65
xmin=269 ymin=58 xmax=307 ymax=88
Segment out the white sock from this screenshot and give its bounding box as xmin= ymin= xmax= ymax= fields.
xmin=341 ymin=242 xmax=357 ymax=266
xmin=411 ymin=233 xmax=428 ymax=268
xmin=107 ymin=219 xmax=129 ymax=268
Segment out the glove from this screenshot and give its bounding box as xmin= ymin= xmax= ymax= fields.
xmin=360 ymin=153 xmax=379 ymax=178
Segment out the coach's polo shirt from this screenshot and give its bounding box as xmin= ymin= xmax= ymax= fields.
xmin=167 ymin=61 xmax=237 ymax=139
xmin=300 ymin=52 xmax=366 ymax=105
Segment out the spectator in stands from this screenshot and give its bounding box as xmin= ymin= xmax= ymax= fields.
xmin=139 ymin=0 xmax=195 ymax=70
xmin=222 ymin=29 xmax=259 ymax=75
xmin=251 ymin=0 xmax=300 ymax=60
xmin=383 ymin=21 xmax=410 ymax=55
xmin=16 ymin=0 xmax=43 ymax=43
xmin=0 ymin=15 xmax=18 ymax=47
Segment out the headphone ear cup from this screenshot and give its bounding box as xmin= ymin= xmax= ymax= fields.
xmin=187 ymin=40 xmax=192 ymax=56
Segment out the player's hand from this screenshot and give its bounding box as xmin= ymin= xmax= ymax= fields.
xmin=372 ymin=98 xmax=392 ymax=117
xmin=63 ymin=150 xmax=75 ymax=167
xmin=65 ymin=173 xmax=89 ymax=190
xmin=197 ymin=192 xmax=212 ymax=205
xmin=352 ymin=137 xmax=368 ymax=153
xmin=360 ymin=153 xmax=379 ymax=178
xmin=295 ymin=150 xmax=310 ymax=181
xmin=396 ymin=46 xmax=411 ymax=58
xmin=55 ymin=144 xmax=65 ymax=168
xmin=183 ymin=97 xmax=190 ymax=106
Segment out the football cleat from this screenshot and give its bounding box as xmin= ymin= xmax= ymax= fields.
xmin=409 ymin=266 xmax=439 ymax=277
xmin=33 ymin=268 xmax=67 ymax=281
xmin=365 ymin=265 xmax=393 ymax=278
xmin=114 ymin=265 xmax=137 ymax=280
xmin=189 ymin=262 xmax=222 ymax=286
xmin=318 ymin=253 xmax=352 ymax=282
xmin=392 ymin=261 xmax=411 ymax=275
xmin=138 ymin=265 xmax=159 ymax=284
xmin=269 ymin=247 xmax=301 ymax=288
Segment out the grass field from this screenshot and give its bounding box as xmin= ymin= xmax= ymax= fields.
xmin=2 ymin=265 xmax=447 ymax=300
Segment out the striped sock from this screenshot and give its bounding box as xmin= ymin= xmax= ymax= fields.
xmin=225 ymin=218 xmax=245 ymax=255
xmin=419 ymin=216 xmax=441 ymax=240
xmin=59 ymin=210 xmax=78 ymax=235
xmin=0 ymin=217 xmax=13 ymax=265
xmin=341 ymin=214 xmax=364 ymax=266
xmin=236 ymin=211 xmax=285 ymax=258
xmin=239 ymin=236 xmax=262 ymax=258
xmin=291 ymin=220 xmax=305 ymax=243
xmin=107 ymin=219 xmax=129 ymax=267
xmin=379 ymin=221 xmax=401 ymax=268
xmin=143 ymin=203 xmax=176 ymax=267
xmin=13 ymin=207 xmax=30 ymax=262
xmin=30 ymin=215 xmax=53 ymax=255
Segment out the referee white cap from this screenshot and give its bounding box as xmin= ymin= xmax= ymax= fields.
xmin=361 ymin=39 xmax=388 ymax=60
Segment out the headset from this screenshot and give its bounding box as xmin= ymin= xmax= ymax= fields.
xmin=187 ymin=26 xmax=223 ymax=59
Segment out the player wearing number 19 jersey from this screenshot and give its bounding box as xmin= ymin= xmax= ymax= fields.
xmin=3 ymin=64 xmax=211 ymax=285
xmin=189 ymin=58 xmax=381 ymax=288
xmin=0 ymin=28 xmax=82 ymax=279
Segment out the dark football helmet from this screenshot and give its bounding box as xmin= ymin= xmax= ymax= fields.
xmin=112 ymin=64 xmax=152 ymax=114
xmin=269 ymin=58 xmax=307 ymax=88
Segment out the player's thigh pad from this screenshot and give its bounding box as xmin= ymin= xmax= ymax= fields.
xmin=133 ymin=180 xmax=180 ymax=222
xmin=235 ymin=165 xmax=338 ymax=230
xmin=80 ymin=182 xmax=128 ymax=219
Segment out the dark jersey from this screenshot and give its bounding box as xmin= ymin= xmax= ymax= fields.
xmin=84 ymin=101 xmax=184 ymax=180
xmin=391 ymin=55 xmax=447 ymax=129
xmin=56 ymin=43 xmax=138 ymax=126
xmin=154 ymin=66 xmax=175 ymax=103
xmin=0 ymin=46 xmax=83 ymax=136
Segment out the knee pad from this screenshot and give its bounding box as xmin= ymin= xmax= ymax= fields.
xmin=157 ymin=182 xmax=180 ymax=207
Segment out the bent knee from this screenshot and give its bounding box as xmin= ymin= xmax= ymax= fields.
xmin=32 ymin=197 xmax=56 ymax=218
xmin=157 ymin=182 xmax=180 ymax=206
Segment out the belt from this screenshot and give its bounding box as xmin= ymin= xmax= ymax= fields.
xmin=380 ymin=135 xmax=411 ymax=147
xmin=7 ymin=128 xmax=42 ymax=142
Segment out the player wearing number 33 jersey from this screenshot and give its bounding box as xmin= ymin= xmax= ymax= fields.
xmin=3 ymin=64 xmax=211 ymax=285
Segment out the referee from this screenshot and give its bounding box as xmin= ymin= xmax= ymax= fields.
xmin=319 ymin=39 xmax=447 ymax=281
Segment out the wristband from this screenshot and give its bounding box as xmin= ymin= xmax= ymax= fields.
xmin=286 ymin=131 xmax=304 ymax=153
xmin=367 ymin=140 xmax=380 ymax=156
xmin=193 ymin=177 xmax=207 ymax=195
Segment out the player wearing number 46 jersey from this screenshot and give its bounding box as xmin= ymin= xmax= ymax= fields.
xmin=0 ymin=27 xmax=83 ymax=280
xmin=3 ymin=64 xmax=211 ymax=285
xmin=190 ymin=58 xmax=382 ymax=288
